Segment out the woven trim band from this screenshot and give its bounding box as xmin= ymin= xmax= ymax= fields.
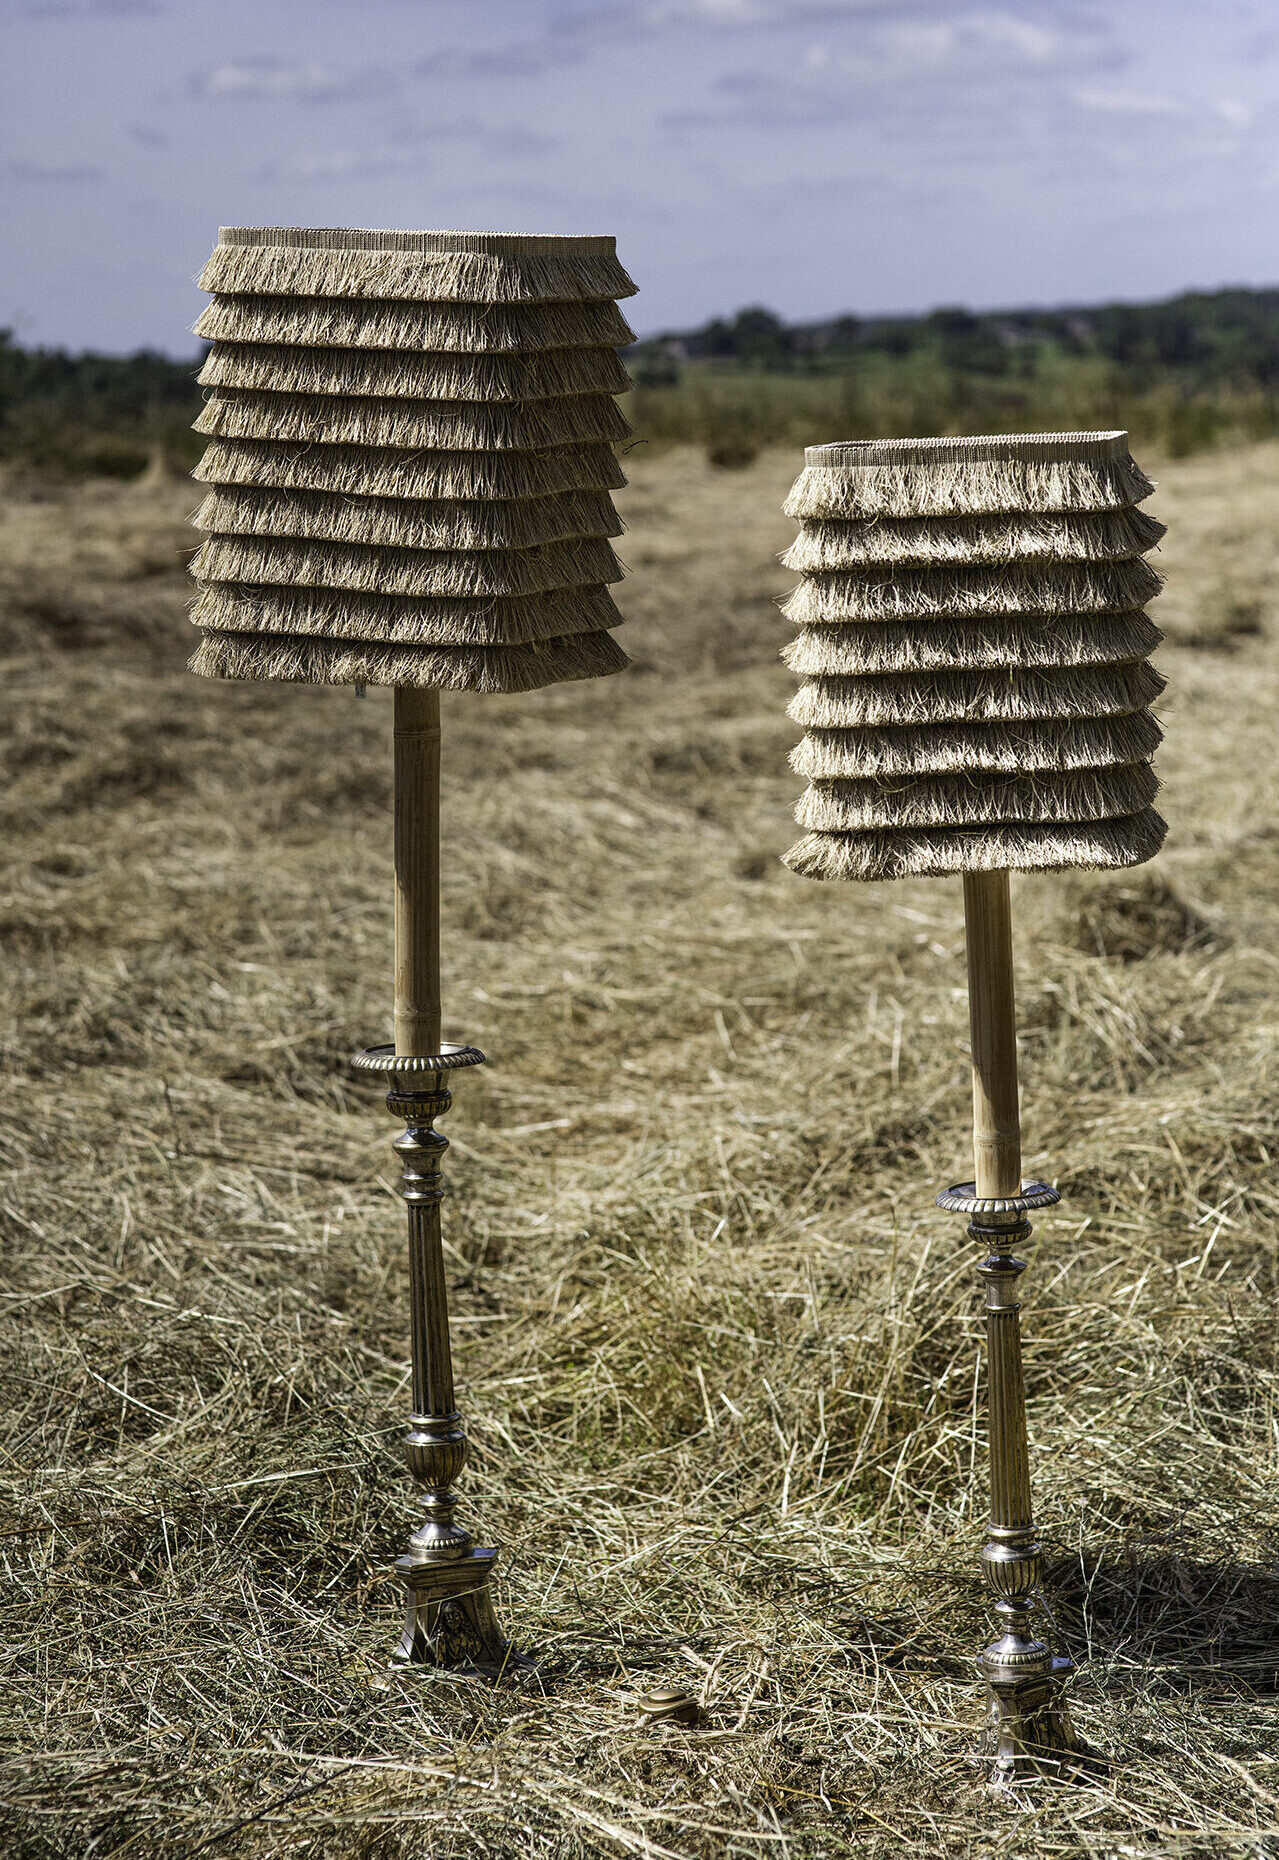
xmin=217 ymin=227 xmax=618 ymax=257
xmin=804 ymin=433 xmax=1131 ymax=469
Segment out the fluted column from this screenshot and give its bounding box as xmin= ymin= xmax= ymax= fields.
xmin=353 ymin=1042 xmax=509 ymax=1671
xmin=936 ymin=868 xmax=1098 ymax=1781
xmin=392 ymin=1077 xmax=472 ymax=1566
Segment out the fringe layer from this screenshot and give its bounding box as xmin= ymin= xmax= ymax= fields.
xmin=790 ymin=711 xmax=1163 ymax=779
xmin=782 ymin=506 xmax=1165 ymax=571
xmin=783 ymin=808 xmax=1167 ymax=882
xmin=190 ymin=627 xmax=630 ymax=692
xmin=783 ymin=612 xmax=1162 ymax=676
xmin=194 ymin=388 xmax=631 ymax=451
xmin=191 ymin=533 xmax=622 ymax=600
xmin=190 ymin=581 xmax=623 ymax=647
xmin=782 ymin=558 xmax=1162 ymax=625
xmin=198 ymin=341 xmax=631 ymax=403
xmin=784 ymin=451 xmax=1155 ymax=520
xmin=787 ymin=660 xmax=1165 ymax=729
xmin=194 ymin=485 xmax=623 ymax=553
xmin=198 ymin=241 xmax=637 ymax=306
xmin=194 ymin=294 xmax=636 ymax=353
xmin=795 ymin=762 xmax=1159 ymax=832
xmin=192 ymin=437 xmax=627 ymax=501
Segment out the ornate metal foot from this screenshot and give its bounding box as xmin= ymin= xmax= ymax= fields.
xmin=354 ymin=1043 xmax=514 ymax=1674
xmin=394 ymin=1546 xmax=510 ymax=1671
xmin=938 ymin=1182 xmax=1105 ymax=1786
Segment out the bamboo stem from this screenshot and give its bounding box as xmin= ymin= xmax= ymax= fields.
xmin=394 ymin=686 xmax=442 ymax=1058
xmin=962 ymin=869 xmax=1022 ymax=1200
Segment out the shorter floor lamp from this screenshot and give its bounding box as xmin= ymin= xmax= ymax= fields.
xmin=782 ymin=432 xmax=1166 ymax=1782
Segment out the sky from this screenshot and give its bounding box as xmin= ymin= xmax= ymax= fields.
xmin=2 ymin=0 xmax=1279 ymax=353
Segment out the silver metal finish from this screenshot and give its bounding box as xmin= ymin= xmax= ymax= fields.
xmin=937 ymin=1185 xmax=1103 ymax=1785
xmin=937 ymin=1180 xmax=1061 ymax=1217
xmin=357 ymin=1042 xmax=511 ymax=1672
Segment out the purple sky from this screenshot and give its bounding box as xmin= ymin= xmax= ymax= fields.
xmin=3 ymin=0 xmax=1277 ymax=353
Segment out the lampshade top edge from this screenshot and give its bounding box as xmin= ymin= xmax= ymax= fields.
xmin=804 ymin=432 xmax=1131 ymax=469
xmin=216 ymin=226 xmax=618 ymax=258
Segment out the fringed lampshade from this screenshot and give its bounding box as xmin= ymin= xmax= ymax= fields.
xmin=189 ymin=225 xmax=634 ymax=695
xmin=779 ymin=432 xmax=1166 ymax=1784
xmin=782 ymin=433 xmax=1166 ymax=882
xmin=188 ymin=226 xmax=636 ymax=1672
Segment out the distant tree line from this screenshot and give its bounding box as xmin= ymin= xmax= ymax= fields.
xmin=0 ymin=330 xmax=202 ymax=474
xmin=3 ymin=285 xmax=1279 ymax=474
xmin=632 ymin=288 xmax=1279 ymax=391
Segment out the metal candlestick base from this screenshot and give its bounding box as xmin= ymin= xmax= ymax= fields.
xmin=937 ymin=1181 xmax=1105 ymax=1787
xmin=354 ymin=1043 xmax=512 ymax=1675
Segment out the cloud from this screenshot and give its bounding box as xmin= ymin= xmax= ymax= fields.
xmin=7 ymin=160 xmax=103 ymax=181
xmin=259 ymin=118 xmax=558 ymax=183
xmin=25 ymin=0 xmax=162 ymax=14
xmin=556 ymin=0 xmax=910 ymax=28
xmin=189 ymin=57 xmax=390 ymax=104
xmin=418 ymin=0 xmax=921 ymax=80
xmin=1073 ymin=87 xmax=1249 ymax=128
xmin=257 ymin=146 xmax=421 ymax=182
xmin=417 ymin=41 xmax=587 ymax=80
xmin=432 ymin=120 xmax=558 ymax=159
xmin=663 ymin=8 xmax=1119 ymax=131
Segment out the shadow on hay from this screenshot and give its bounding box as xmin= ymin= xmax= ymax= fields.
xmin=1050 ymin=1548 xmax=1279 ymax=1697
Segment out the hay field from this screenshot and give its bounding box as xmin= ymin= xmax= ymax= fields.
xmin=3 ymin=442 xmax=1279 ymax=1858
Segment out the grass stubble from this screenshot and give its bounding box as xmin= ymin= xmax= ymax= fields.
xmin=1 ymin=444 xmax=1278 ymax=1858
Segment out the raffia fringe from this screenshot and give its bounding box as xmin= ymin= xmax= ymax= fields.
xmin=784 ymin=613 xmax=1162 ymax=676
xmin=194 ymin=294 xmax=636 ymax=353
xmin=194 ymin=485 xmax=622 ymax=553
xmin=190 ymin=627 xmax=630 ymax=692
xmin=790 ymin=711 xmax=1163 ymax=779
xmin=783 ymin=808 xmax=1167 ymax=882
xmin=192 ymin=437 xmax=627 ymax=502
xmin=784 ymin=451 xmax=1155 ymax=520
xmin=795 ymin=762 xmax=1159 ymax=831
xmin=194 ymin=388 xmax=631 ymax=451
xmin=198 ymin=237 xmax=637 ymax=306
xmin=190 ymin=581 xmax=623 ymax=647
xmin=782 ymin=506 xmax=1165 ymax=571
xmin=788 ymin=660 xmax=1164 ymax=729
xmin=783 ymin=558 xmax=1161 ymax=625
xmin=191 ymin=533 xmax=622 ymax=600
xmin=197 ymin=341 xmax=631 ymax=403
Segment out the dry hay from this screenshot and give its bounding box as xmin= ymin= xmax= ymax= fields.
xmin=194 ymin=293 xmax=636 ymax=353
xmin=5 ymin=443 xmax=1279 ymax=1860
